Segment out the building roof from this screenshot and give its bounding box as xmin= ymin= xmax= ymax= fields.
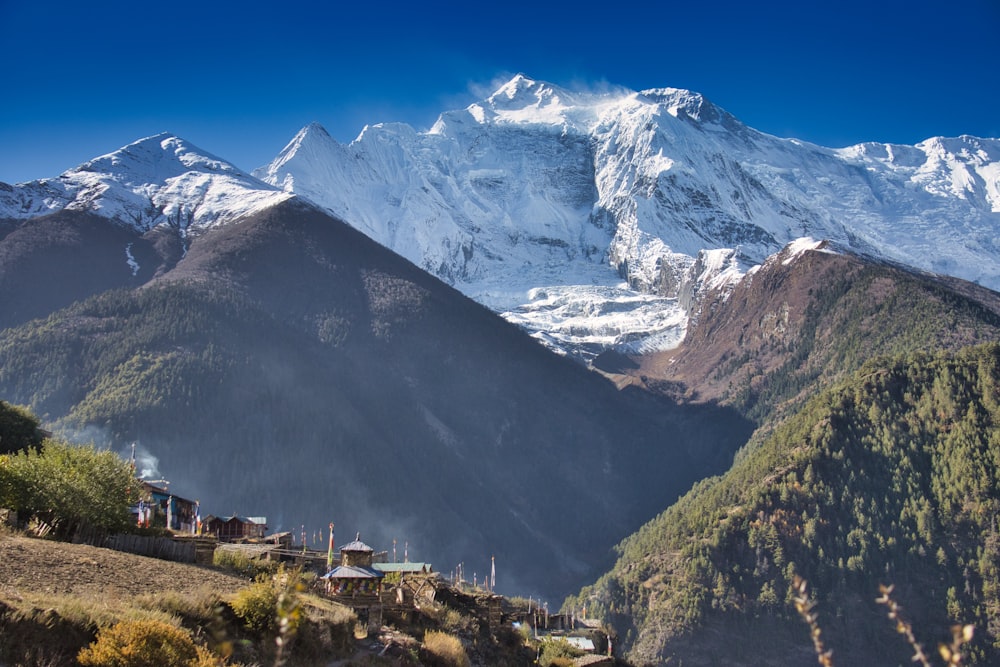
xmin=216 ymin=543 xmax=279 ymax=557
xmin=141 ymin=482 xmax=198 ymax=506
xmin=564 ymin=637 xmax=596 ymax=652
xmin=264 ymin=531 xmax=292 ymax=543
xmin=574 ymin=656 xmax=613 ymax=666
xmin=373 ymin=562 xmax=433 ymax=573
xmin=322 ymin=565 xmax=384 ymax=580
xmin=203 ymin=515 xmax=266 ymax=525
xmin=339 ymin=537 xmax=374 ymax=553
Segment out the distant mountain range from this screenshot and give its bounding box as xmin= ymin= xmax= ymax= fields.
xmin=4 ymin=74 xmax=998 ymax=361
xmin=1 ymin=74 xmax=999 ymax=627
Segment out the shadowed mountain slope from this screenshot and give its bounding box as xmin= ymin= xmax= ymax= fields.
xmin=0 ymin=210 xmax=180 ymax=330
xmin=0 ymin=198 xmax=752 ymax=600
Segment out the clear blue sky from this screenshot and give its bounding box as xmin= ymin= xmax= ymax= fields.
xmin=1 ymin=0 xmax=997 ymax=185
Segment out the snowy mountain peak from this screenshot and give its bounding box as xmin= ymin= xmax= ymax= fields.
xmin=11 ymin=74 xmax=995 ymax=364
xmin=487 ymin=73 xmax=575 ymax=110
xmin=443 ymin=74 xmax=628 ymax=132
xmin=303 ymin=120 xmax=331 ymax=136
xmin=77 ymin=133 xmax=243 ymax=185
xmin=257 ymin=121 xmax=342 ymax=190
xmin=1 ymin=133 xmax=292 ymax=231
xmin=638 ymin=87 xmax=732 ymax=126
xmin=490 ymin=72 xmax=535 ymax=98
xmin=448 ymin=74 xmax=577 ymax=128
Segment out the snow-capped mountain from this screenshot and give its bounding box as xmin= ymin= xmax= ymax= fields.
xmin=257 ymin=74 xmax=1000 ymax=359
xmin=3 ymin=76 xmax=997 ymax=361
xmin=0 ymin=133 xmax=293 ymax=233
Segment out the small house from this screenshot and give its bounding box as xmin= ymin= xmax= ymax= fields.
xmin=264 ymin=531 xmax=294 ymax=549
xmin=133 ymin=482 xmax=200 ymax=534
xmin=203 ymin=514 xmax=267 ymax=542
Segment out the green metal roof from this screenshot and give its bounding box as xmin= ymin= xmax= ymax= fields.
xmin=372 ymin=562 xmax=432 ymax=573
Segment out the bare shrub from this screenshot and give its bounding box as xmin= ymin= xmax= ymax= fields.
xmin=421 ymin=630 xmax=470 ymax=667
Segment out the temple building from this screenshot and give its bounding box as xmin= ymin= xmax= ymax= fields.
xmin=321 ymin=534 xmax=385 ymax=598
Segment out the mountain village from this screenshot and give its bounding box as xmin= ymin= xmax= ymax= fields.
xmin=115 ymin=473 xmax=614 ymax=665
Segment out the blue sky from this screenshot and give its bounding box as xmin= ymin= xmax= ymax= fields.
xmin=1 ymin=0 xmax=997 ymax=184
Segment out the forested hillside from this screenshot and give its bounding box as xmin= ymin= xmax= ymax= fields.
xmin=571 ymin=343 xmax=1000 ymax=665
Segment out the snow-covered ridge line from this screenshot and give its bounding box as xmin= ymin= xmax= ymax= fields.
xmin=0 ymin=133 xmax=293 ymax=231
xmin=254 ymin=74 xmax=999 ymax=359
xmin=3 ymin=74 xmax=998 ymax=362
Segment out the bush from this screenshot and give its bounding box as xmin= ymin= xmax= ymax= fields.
xmin=441 ymin=607 xmax=473 ymax=634
xmin=77 ymin=618 xmax=199 ymax=667
xmin=213 ymin=547 xmax=278 ymax=579
xmin=421 ymin=630 xmax=470 ymax=667
xmin=137 ymin=588 xmax=223 ymax=625
xmin=230 ymin=579 xmax=279 ymax=634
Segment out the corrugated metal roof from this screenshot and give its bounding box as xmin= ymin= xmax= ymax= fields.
xmin=204 ymin=515 xmax=266 ymax=525
xmin=373 ymin=562 xmax=432 ymax=573
xmin=564 ymin=637 xmax=596 ymax=651
xmin=339 ymin=539 xmax=373 ymax=552
xmin=321 ymin=565 xmax=384 ymax=579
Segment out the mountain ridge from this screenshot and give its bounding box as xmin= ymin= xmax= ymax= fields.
xmin=0 ymin=133 xmax=293 ymax=232
xmin=255 ymin=74 xmax=1000 ymax=358
xmin=3 ymin=75 xmax=997 ymax=361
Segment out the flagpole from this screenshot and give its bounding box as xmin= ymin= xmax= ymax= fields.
xmin=327 ymin=522 xmax=335 ymax=572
